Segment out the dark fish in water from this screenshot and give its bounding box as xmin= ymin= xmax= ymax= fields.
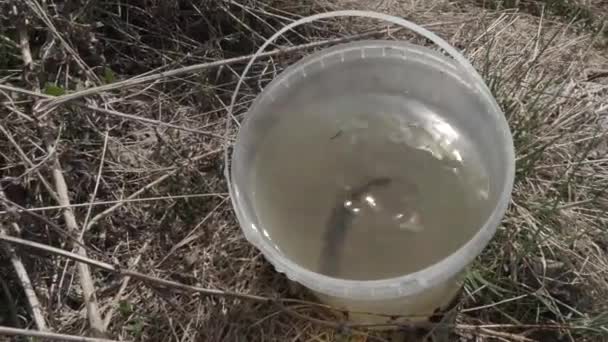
xmin=319 ymin=177 xmax=392 ymax=277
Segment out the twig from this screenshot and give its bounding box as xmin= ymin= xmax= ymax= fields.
xmin=24 ymin=0 xmax=101 ymax=84
xmin=0 ymin=223 xmax=47 ymax=331
xmin=0 ymin=326 xmax=121 ymax=342
xmin=0 ymin=123 xmax=60 ymax=203
xmin=556 ymin=198 xmax=595 ymax=210
xmin=2 ymin=20 xmax=50 ymax=333
xmin=84 ymin=104 xmax=228 ymax=139
xmin=84 ymin=148 xmax=222 ymax=232
xmin=81 ymin=130 xmax=109 ymax=235
xmin=37 ymin=20 xmax=480 ymax=110
xmin=0 ymin=83 xmax=42 ymax=98
xmin=16 ymin=18 xmax=106 ymax=337
xmin=49 ymin=156 xmax=105 ymax=336
xmin=0 ymin=233 xmax=384 ymax=319
xmin=0 ymin=234 xmax=596 ymax=334
xmin=0 ymin=187 xmax=46 ymax=331
xmin=0 ymin=192 xmax=228 ymax=215
xmin=586 ymin=69 xmax=608 ymax=82
xmin=0 ymin=88 xmax=35 ymax=122
xmin=55 ymin=130 xmax=107 ymax=332
xmin=456 ymin=324 xmax=585 ymax=330
xmin=275 ymin=304 xmax=392 ymax=342
xmin=220 ymin=4 xmax=277 ymax=46
xmin=17 ymin=19 xmax=34 ymax=73
xmin=222 ymin=0 xmax=304 ymax=43
xmin=0 ymin=226 xmax=47 ymax=330
xmin=17 ymin=123 xmax=63 ymax=179
xmin=0 ymin=84 xmax=228 ymax=138
xmin=0 ymin=197 xmax=101 ymax=254
xmin=156 ymin=198 xmax=227 ymax=266
xmin=477 ymin=327 xmax=536 ymax=341
xmin=0 ymin=233 xmax=283 ymax=303
xmin=102 ymin=239 xmax=150 ymax=329
xmin=39 ymin=32 xmax=386 ymax=109
xmin=460 ymin=294 xmax=528 ymax=313
xmin=0 ymin=234 xmax=424 ymax=330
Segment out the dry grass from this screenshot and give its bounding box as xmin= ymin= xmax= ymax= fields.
xmin=0 ymin=0 xmax=607 ymax=341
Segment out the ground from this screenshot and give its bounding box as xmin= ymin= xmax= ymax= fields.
xmin=0 ymin=0 xmax=607 ymax=341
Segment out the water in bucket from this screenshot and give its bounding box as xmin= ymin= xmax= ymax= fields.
xmin=252 ymin=96 xmax=491 ymax=281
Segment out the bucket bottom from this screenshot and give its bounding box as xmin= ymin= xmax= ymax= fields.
xmin=312 ymin=274 xmax=464 ymax=341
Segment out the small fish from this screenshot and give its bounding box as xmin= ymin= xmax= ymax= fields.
xmin=319 ymin=177 xmax=392 ymax=277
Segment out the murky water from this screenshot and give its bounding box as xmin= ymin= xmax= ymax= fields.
xmin=251 ymin=95 xmax=491 ymax=280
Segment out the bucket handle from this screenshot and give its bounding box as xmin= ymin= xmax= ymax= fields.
xmin=227 ymin=9 xmax=495 ymax=121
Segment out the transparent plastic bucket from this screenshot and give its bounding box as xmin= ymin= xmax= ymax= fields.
xmin=226 ymin=11 xmax=514 ymax=325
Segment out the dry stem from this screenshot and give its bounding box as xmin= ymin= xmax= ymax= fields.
xmin=0 ymin=233 xmax=592 ymax=334
xmin=102 ymin=239 xmax=150 ymax=329
xmin=0 ymin=224 xmax=47 ymax=331
xmin=0 ymin=233 xmax=285 ymax=303
xmin=0 ymin=325 xmax=120 ymax=342
xmin=0 ymin=193 xmax=227 ymax=215
xmin=477 ymin=327 xmax=536 ymax=341
xmin=0 ymin=123 xmax=59 ymax=202
xmin=16 ymin=16 xmax=106 ymax=337
xmin=0 ymin=83 xmax=227 ymax=138
xmin=49 ymin=157 xmax=106 ymax=336
xmin=84 ymin=148 xmax=222 ymax=232
xmin=38 ymin=20 xmax=471 ymax=111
